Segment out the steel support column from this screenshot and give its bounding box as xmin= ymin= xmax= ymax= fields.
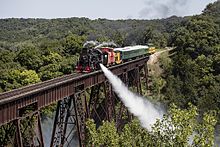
xmin=136 ymin=67 xmax=142 ymax=95
xmin=50 ymin=100 xmax=61 ymax=146
xmin=37 ymin=111 xmax=44 ymax=147
xmin=103 ymin=81 xmax=115 ymax=121
xmin=89 ymin=85 xmax=101 ymax=119
xmin=73 ymin=93 xmax=86 ymax=147
xmin=15 ymin=119 xmax=23 ymax=147
xmin=144 ymin=64 xmax=149 ymax=90
xmin=50 ymin=97 xmax=77 ymax=147
xmin=116 ymin=72 xmax=129 ymax=128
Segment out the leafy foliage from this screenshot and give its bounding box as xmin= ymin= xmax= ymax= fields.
xmin=63 ymin=34 xmax=86 ymax=55
xmin=86 ymin=119 xmax=119 ymax=146
xmin=0 ymin=69 xmax=40 ymax=91
xmin=86 ymin=104 xmax=217 ymax=146
xmin=162 ymin=13 xmax=220 ymax=114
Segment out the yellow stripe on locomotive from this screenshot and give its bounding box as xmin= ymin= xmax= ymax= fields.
xmin=114 ymin=51 xmax=122 ymax=64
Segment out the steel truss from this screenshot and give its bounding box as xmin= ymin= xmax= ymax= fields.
xmin=14 ymin=111 xmax=44 ymax=147
xmin=50 ymin=96 xmax=78 ymax=147
xmin=0 ymin=57 xmax=149 ymax=147
xmin=13 ymin=65 xmax=148 ymax=147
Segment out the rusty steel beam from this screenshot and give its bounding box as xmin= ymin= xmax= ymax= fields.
xmin=136 ymin=67 xmax=142 ymax=95
xmin=88 ymin=85 xmax=100 ymax=119
xmin=103 ymin=81 xmax=114 ymax=121
xmin=50 ymin=100 xmax=61 ymax=146
xmin=0 ymin=56 xmax=149 ymax=147
xmin=74 ymin=92 xmax=87 ymax=146
xmin=115 ymin=72 xmax=129 ymax=129
xmin=0 ymin=122 xmax=15 ymax=146
xmin=15 ymin=119 xmax=23 ymax=147
xmin=144 ymin=64 xmax=149 ymax=90
xmin=3 ymin=111 xmax=45 ymax=147
xmin=37 ymin=111 xmax=44 ymax=147
xmin=50 ymin=96 xmax=77 ymax=147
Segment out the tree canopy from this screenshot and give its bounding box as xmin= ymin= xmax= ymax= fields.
xmin=86 ymin=104 xmax=217 ymax=146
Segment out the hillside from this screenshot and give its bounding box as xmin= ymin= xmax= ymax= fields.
xmin=0 ymin=16 xmax=184 ymax=47
xmin=160 ymin=0 xmax=220 ymax=113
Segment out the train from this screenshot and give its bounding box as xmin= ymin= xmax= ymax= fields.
xmin=76 ymin=45 xmax=156 ymax=73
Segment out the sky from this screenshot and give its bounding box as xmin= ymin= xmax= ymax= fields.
xmin=0 ymin=0 xmax=217 ymax=20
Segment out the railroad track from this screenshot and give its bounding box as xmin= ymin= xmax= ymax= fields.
xmin=0 ymin=56 xmax=149 ymax=104
xmin=0 ymin=73 xmax=81 ymax=102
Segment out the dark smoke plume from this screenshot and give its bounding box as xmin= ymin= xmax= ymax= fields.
xmin=139 ymin=0 xmax=190 ymax=19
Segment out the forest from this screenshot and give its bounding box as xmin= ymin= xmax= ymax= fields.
xmin=0 ymin=0 xmax=220 ymax=146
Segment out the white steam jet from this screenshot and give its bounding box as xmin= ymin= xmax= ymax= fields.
xmin=100 ymin=64 xmax=164 ymax=130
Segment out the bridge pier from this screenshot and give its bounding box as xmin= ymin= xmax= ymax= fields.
xmin=37 ymin=111 xmax=44 ymax=147
xmin=74 ymin=92 xmax=86 ymax=147
xmin=15 ymin=119 xmax=23 ymax=147
xmin=103 ymin=81 xmax=115 ymax=121
xmin=50 ymin=96 xmax=78 ymax=147
xmin=50 ymin=81 xmax=127 ymax=146
xmin=144 ymin=64 xmax=149 ymax=91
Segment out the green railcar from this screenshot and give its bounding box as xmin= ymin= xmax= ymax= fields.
xmin=114 ymin=45 xmax=149 ymax=61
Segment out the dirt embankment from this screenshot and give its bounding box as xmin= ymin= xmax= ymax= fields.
xmin=146 ymin=48 xmax=173 ymax=95
xmin=148 ymin=48 xmax=173 ymax=65
xmin=147 ymin=50 xmax=165 ymax=76
xmin=147 ymin=48 xmax=173 ymax=75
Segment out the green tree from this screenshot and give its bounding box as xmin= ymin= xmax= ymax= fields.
xmin=42 ymin=52 xmax=62 ymax=65
xmin=15 ymin=45 xmax=43 ymax=70
xmin=19 ymin=70 xmax=41 ymax=85
xmin=38 ymin=64 xmax=63 ymax=81
xmin=86 ymin=119 xmax=119 ymax=146
xmin=119 ymin=119 xmax=149 ymax=147
xmin=59 ymin=55 xmax=78 ymax=74
xmin=163 ymin=15 xmax=220 ymax=112
xmin=63 ymin=34 xmax=86 ymax=55
xmin=0 ymin=69 xmax=40 ymax=91
xmin=150 ymin=104 xmax=217 ymax=147
xmin=112 ymin=31 xmax=125 ymax=46
xmin=86 ymin=104 xmax=217 ymax=146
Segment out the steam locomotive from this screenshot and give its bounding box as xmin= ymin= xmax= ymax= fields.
xmin=76 ymin=45 xmax=156 ymax=73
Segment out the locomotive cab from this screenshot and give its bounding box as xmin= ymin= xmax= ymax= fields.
xmin=102 ymin=53 xmax=108 ymax=65
xmin=99 ymin=47 xmax=115 ymax=66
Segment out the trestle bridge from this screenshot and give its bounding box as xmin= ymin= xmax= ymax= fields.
xmin=0 ymin=56 xmax=149 ymax=147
